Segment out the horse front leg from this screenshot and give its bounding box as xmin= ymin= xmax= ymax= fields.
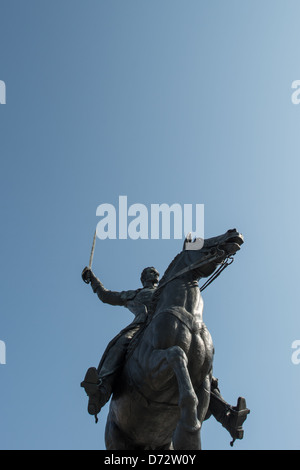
xmin=149 ymin=345 xmax=201 ymax=450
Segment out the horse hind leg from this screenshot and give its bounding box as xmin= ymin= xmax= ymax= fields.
xmin=151 ymin=345 xmax=201 ymax=450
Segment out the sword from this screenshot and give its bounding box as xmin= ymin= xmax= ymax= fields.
xmin=88 ymin=229 xmax=97 ymax=270
xmin=83 ymin=230 xmax=97 ymax=284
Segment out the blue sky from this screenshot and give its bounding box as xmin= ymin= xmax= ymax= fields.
xmin=1 ymin=0 xmax=300 ymax=450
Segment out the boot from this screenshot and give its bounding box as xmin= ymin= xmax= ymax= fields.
xmin=80 ymin=367 xmax=112 ymax=423
xmin=226 ymin=397 xmax=250 ymax=446
xmin=209 ymin=390 xmax=250 ymax=446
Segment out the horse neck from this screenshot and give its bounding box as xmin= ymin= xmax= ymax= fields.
xmin=158 ymin=252 xmax=187 ymax=285
xmin=158 ymin=250 xmax=208 ymax=286
xmin=152 ymin=252 xmax=201 ymax=314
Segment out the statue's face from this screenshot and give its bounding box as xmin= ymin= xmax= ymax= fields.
xmin=143 ymin=267 xmax=159 ymax=285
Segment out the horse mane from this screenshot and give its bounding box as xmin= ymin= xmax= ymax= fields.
xmin=148 ymin=251 xmax=184 ymax=316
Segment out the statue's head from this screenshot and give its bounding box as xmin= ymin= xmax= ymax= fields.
xmin=141 ymin=267 xmax=160 ymax=287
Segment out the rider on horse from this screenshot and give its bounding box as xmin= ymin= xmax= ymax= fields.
xmin=80 ymin=265 xmax=249 ymax=444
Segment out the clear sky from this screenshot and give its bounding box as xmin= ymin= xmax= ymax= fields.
xmin=1 ymin=0 xmax=300 ymax=450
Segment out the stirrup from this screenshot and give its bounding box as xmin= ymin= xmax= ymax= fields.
xmin=81 ymin=367 xmax=101 ymax=423
xmin=229 ymin=397 xmax=250 ymax=447
xmin=81 ymin=367 xmax=100 ymax=394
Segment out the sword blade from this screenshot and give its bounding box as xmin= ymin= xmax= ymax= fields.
xmin=88 ymin=230 xmax=97 ymax=269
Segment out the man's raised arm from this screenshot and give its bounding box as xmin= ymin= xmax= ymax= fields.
xmin=82 ymin=267 xmax=137 ymax=306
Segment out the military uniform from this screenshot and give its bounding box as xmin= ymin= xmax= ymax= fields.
xmin=91 ymin=275 xmax=155 ymax=379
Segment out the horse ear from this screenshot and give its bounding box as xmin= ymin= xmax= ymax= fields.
xmin=183 ymin=232 xmax=192 ymax=250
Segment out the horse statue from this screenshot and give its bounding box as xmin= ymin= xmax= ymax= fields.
xmin=104 ymin=228 xmax=245 ymax=450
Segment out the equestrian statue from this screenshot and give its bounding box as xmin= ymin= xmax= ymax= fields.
xmin=81 ymin=228 xmax=250 ymax=450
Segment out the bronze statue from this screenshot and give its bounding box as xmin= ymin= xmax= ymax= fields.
xmin=81 ymin=229 xmax=249 ymax=449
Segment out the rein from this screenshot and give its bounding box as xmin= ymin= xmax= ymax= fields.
xmin=156 ymin=248 xmax=234 ymax=293
xmin=200 ymin=255 xmax=234 ymax=292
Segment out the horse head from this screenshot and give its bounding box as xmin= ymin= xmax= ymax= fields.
xmin=183 ymin=228 xmax=244 ymax=280
xmin=184 ymin=228 xmax=243 ymax=254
